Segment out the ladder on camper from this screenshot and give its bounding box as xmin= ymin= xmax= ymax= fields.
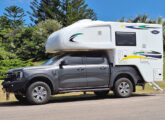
xmin=148 ymin=82 xmax=163 ymax=91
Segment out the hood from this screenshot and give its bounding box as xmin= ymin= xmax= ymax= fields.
xmin=7 ymin=68 xmax=23 ymax=73
xmin=23 ymin=65 xmax=52 ymax=70
xmin=7 ymin=65 xmax=52 ymax=73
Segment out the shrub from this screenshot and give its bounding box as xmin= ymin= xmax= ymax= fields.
xmin=0 ymin=59 xmax=34 ymax=79
xmin=4 ymin=19 xmax=62 ymax=61
xmin=0 ymin=46 xmax=17 ymax=60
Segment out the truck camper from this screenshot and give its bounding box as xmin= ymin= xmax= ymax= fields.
xmin=46 ymin=19 xmax=163 ymax=83
xmin=2 ymin=19 xmax=163 ymax=104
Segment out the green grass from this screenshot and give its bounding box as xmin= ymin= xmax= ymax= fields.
xmin=0 ymin=59 xmax=165 ymax=103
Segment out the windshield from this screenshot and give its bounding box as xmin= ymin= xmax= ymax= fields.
xmin=42 ymin=54 xmax=65 ymax=65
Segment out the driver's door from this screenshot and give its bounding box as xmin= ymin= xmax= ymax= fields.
xmin=58 ymin=56 xmax=87 ymax=89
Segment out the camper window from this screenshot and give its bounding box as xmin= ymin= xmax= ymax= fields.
xmin=115 ymin=32 xmax=136 ymax=46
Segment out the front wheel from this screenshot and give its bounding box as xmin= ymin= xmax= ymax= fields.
xmin=114 ymin=77 xmax=133 ymax=98
xmin=26 ymin=82 xmax=51 ymax=105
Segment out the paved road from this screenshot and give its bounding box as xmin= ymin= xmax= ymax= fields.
xmin=0 ymin=93 xmax=165 ymax=120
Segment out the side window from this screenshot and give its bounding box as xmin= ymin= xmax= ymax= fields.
xmin=86 ymin=57 xmax=104 ymax=64
xmin=65 ymin=56 xmax=83 ymax=65
xmin=115 ymin=32 xmax=136 ymax=46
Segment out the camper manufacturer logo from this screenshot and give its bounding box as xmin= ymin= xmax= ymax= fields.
xmin=69 ymin=33 xmax=83 ymax=42
xmin=151 ymin=30 xmax=160 ymax=34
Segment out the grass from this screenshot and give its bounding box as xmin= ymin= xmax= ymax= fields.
xmin=0 ymin=59 xmax=165 ymax=103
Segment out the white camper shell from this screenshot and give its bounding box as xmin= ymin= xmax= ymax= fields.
xmin=46 ymin=19 xmax=163 ymax=83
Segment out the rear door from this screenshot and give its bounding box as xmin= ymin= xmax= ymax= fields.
xmin=85 ymin=54 xmax=110 ymax=88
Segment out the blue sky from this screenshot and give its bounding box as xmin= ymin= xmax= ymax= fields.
xmin=0 ymin=0 xmax=165 ymax=24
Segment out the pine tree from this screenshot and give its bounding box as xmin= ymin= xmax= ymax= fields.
xmin=3 ymin=6 xmax=25 ymax=28
xmin=28 ymin=0 xmax=61 ymax=24
xmin=61 ymin=0 xmax=97 ymax=26
xmin=28 ymin=0 xmax=97 ymax=26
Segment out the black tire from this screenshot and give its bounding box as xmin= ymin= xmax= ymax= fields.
xmin=94 ymin=91 xmax=109 ymax=97
xmin=114 ymin=77 xmax=133 ymax=98
xmin=26 ymin=82 xmax=51 ymax=105
xmin=15 ymin=94 xmax=27 ymax=103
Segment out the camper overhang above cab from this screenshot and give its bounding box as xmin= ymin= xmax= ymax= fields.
xmin=46 ymin=19 xmax=115 ymax=53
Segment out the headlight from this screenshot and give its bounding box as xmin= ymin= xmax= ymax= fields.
xmin=14 ymin=71 xmax=23 ymax=79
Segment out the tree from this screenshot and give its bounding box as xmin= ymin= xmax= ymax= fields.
xmin=28 ymin=0 xmax=97 ymax=26
xmin=4 ymin=19 xmax=62 ymax=61
xmin=28 ymin=0 xmax=61 ymax=24
xmin=0 ymin=16 xmax=12 ymax=43
xmin=0 ymin=16 xmax=12 ymax=28
xmin=61 ymin=0 xmax=97 ymax=26
xmin=3 ymin=6 xmax=25 ymax=28
xmin=119 ymin=14 xmax=149 ymax=23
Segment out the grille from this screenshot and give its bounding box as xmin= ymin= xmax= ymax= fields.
xmin=5 ymin=73 xmax=17 ymax=81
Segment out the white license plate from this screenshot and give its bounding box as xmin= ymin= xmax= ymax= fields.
xmin=2 ymin=88 xmax=6 ymax=93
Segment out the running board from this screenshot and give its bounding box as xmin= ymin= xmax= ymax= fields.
xmin=148 ymin=82 xmax=163 ymax=91
xmin=59 ymin=88 xmax=110 ymax=94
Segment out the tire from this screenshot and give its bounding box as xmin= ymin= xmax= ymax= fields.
xmin=94 ymin=90 xmax=109 ymax=97
xmin=15 ymin=94 xmax=27 ymax=103
xmin=114 ymin=77 xmax=133 ymax=98
xmin=26 ymin=82 xmax=51 ymax=105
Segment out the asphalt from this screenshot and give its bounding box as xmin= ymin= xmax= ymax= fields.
xmin=0 ymin=93 xmax=165 ymax=120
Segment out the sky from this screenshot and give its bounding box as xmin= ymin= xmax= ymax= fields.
xmin=0 ymin=0 xmax=165 ymax=25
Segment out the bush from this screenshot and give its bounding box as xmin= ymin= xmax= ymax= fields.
xmin=0 ymin=59 xmax=34 ymax=79
xmin=4 ymin=19 xmax=62 ymax=61
xmin=0 ymin=45 xmax=17 ymax=60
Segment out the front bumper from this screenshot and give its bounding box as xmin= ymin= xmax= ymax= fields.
xmin=2 ymin=80 xmax=26 ymax=93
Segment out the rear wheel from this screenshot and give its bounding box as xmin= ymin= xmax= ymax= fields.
xmin=114 ymin=77 xmax=133 ymax=98
xmin=26 ymin=82 xmax=51 ymax=105
xmin=94 ymin=90 xmax=109 ymax=97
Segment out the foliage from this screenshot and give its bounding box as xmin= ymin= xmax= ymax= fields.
xmin=29 ymin=0 xmax=97 ymax=26
xmin=37 ymin=19 xmax=62 ymax=34
xmin=0 ymin=59 xmax=34 ymax=79
xmin=3 ymin=5 xmax=25 ymax=28
xmin=3 ymin=19 xmax=62 ymax=61
xmin=0 ymin=16 xmax=13 ymax=43
xmin=0 ymin=45 xmax=17 ymax=60
xmin=0 ymin=16 xmax=12 ymax=28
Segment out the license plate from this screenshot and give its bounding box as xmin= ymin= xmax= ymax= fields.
xmin=6 ymin=92 xmax=10 ymax=100
xmin=2 ymin=88 xmax=6 ymax=93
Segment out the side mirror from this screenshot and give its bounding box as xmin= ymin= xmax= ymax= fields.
xmin=59 ymin=60 xmax=68 ymax=69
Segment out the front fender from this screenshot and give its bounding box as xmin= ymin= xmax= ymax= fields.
xmin=25 ymin=73 xmax=57 ymax=90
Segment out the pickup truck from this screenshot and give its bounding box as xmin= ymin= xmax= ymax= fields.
xmin=2 ymin=51 xmax=144 ymax=104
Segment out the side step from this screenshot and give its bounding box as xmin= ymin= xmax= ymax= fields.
xmin=148 ymin=82 xmax=163 ymax=91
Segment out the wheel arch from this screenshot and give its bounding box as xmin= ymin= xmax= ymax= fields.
xmin=25 ymin=76 xmax=54 ymax=95
xmin=110 ymin=65 xmax=145 ymax=92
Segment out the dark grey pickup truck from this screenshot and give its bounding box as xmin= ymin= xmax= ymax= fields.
xmin=2 ymin=51 xmax=144 ymax=104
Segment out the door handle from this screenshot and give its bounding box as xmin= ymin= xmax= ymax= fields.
xmin=100 ymin=66 xmax=106 ymax=70
xmin=77 ymin=67 xmax=84 ymax=71
xmin=81 ymin=68 xmax=84 ymax=71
